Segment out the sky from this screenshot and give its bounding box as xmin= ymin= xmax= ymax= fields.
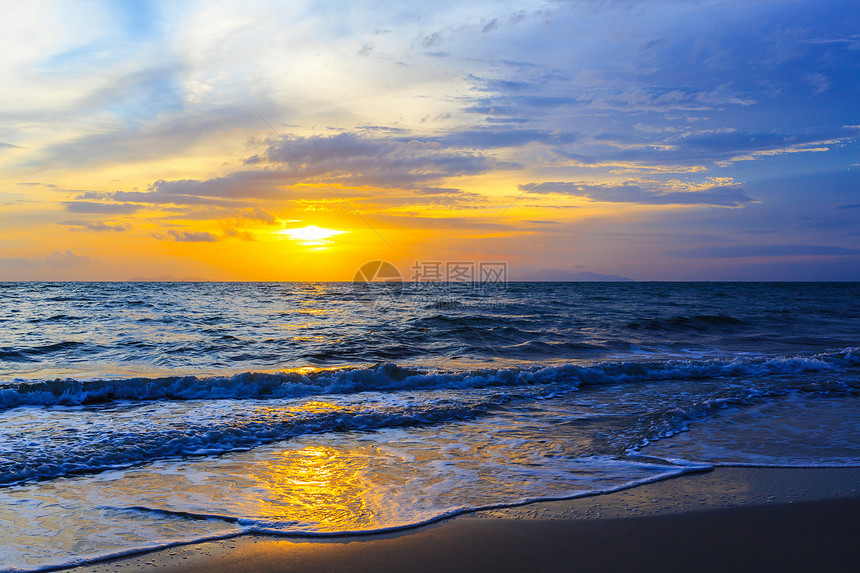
xmin=1 ymin=0 xmax=858 ymax=281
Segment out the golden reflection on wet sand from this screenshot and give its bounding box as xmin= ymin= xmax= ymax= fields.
xmin=247 ymin=444 xmax=379 ymax=529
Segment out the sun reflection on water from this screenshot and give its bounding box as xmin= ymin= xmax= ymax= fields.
xmin=247 ymin=444 xmax=378 ymax=529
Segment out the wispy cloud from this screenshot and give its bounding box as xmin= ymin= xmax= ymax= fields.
xmin=521 ymin=179 xmax=752 ymax=207
xmin=63 ymin=201 xmax=142 ymax=214
xmin=57 ymin=220 xmax=128 ymax=232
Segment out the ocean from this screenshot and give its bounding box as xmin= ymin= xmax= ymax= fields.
xmin=1 ymin=281 xmax=858 ymax=571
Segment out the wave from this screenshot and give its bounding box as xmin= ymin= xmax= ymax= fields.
xmin=0 ymin=393 xmax=510 ymax=487
xmin=0 ymin=341 xmax=95 ymax=363
xmin=1 ymin=348 xmax=858 ymax=410
xmin=3 ymin=348 xmax=856 ymax=487
xmin=627 ymin=314 xmax=748 ymax=332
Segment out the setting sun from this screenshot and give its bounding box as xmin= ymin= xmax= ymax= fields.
xmin=280 ymin=226 xmax=347 ymax=244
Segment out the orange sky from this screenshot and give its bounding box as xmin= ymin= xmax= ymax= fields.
xmin=2 ymin=1 xmax=859 ymax=281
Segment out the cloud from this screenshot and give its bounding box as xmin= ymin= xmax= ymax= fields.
xmin=167 ymin=230 xmax=219 ymax=242
xmin=0 ymin=251 xmax=92 ymax=269
xmin=521 ymin=179 xmax=752 ymax=207
xmin=357 ymin=125 xmax=409 ymax=133
xmin=239 ymin=207 xmax=281 ymax=224
xmin=26 ymin=105 xmax=264 ymax=170
xmin=259 ymin=132 xmax=497 ymax=188
xmin=548 ymin=128 xmax=857 ymax=171
xmin=57 ymin=220 xmax=128 ymax=232
xmin=669 ymin=245 xmax=860 ymax=258
xmin=446 ymin=2 xmax=860 ymax=175
xmin=91 ymin=132 xmax=501 ymax=210
xmin=417 ymin=128 xmax=577 ymax=149
xmin=422 ymin=32 xmax=442 ymax=49
xmin=222 ymin=228 xmax=255 ymax=241
xmin=141 ymin=171 xmax=292 ymax=202
xmin=17 ymin=182 xmax=57 ymax=188
xmin=63 ymin=201 xmax=143 ymax=214
xmin=363 ymin=191 xmax=488 ymax=209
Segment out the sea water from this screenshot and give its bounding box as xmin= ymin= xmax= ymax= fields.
xmin=0 ymin=282 xmax=858 ymax=571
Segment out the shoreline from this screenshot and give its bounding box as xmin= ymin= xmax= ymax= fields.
xmin=62 ymin=466 xmax=860 ymax=573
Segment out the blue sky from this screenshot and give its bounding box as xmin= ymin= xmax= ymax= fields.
xmin=0 ymin=0 xmax=858 ymax=280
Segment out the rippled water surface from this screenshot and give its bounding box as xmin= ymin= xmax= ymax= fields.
xmin=1 ymin=282 xmax=858 ymax=571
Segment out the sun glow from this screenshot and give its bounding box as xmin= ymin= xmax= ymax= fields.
xmin=280 ymin=225 xmax=347 ymax=247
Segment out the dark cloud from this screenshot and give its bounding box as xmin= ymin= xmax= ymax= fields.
xmin=669 ymin=244 xmax=860 ymax=258
xmin=521 ymin=181 xmax=752 ymax=207
xmin=0 ymin=251 xmax=92 ymax=269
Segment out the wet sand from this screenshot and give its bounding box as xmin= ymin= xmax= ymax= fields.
xmin=65 ymin=467 xmax=860 ymax=573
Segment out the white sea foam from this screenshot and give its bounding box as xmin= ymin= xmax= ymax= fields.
xmin=1 ymin=347 xmax=857 ymax=410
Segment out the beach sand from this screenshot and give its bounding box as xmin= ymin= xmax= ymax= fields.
xmin=65 ymin=467 xmax=859 ymax=573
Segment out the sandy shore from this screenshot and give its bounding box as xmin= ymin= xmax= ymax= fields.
xmin=65 ymin=467 xmax=859 ymax=573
